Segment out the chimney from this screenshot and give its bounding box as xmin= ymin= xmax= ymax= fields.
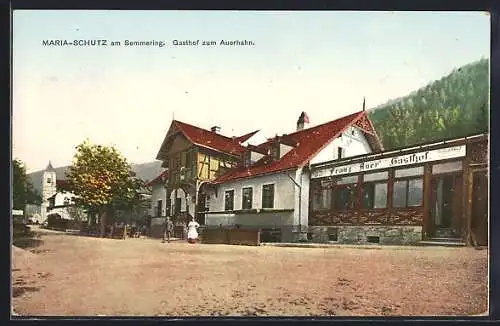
xmin=211 ymin=126 xmax=221 ymax=133
xmin=296 ymin=111 xmax=310 ymax=131
xmin=271 ymin=135 xmax=281 ymax=160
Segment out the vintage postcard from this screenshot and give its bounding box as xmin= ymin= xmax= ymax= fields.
xmin=11 ymin=10 xmax=490 ymax=317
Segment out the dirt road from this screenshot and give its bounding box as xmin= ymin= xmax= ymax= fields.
xmin=12 ymin=229 xmax=488 ymax=317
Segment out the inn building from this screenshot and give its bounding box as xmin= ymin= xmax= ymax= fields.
xmin=308 ymin=133 xmax=488 ymax=246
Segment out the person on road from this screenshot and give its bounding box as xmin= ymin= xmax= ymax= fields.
xmin=162 ymin=217 xmax=174 ymax=243
xmin=187 ymin=217 xmax=200 ymax=244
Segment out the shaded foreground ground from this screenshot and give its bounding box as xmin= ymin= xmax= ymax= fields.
xmin=12 ymin=227 xmax=488 ymax=317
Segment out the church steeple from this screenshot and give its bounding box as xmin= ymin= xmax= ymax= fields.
xmin=46 ymin=161 xmax=55 ymax=172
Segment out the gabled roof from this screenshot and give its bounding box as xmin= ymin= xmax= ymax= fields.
xmin=156 ymin=120 xmax=255 ymax=159
xmin=145 ymin=170 xmax=169 ymax=187
xmin=235 ymin=130 xmax=260 ymax=143
xmin=212 ymin=110 xmax=383 ymax=184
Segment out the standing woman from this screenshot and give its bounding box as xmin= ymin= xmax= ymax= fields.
xmin=186 ymin=217 xmax=200 ymax=244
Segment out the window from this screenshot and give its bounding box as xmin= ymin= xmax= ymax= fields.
xmin=333 ymin=186 xmax=357 ymax=210
xmin=186 ymin=150 xmax=193 ymax=167
xmin=363 ymin=183 xmax=388 ymax=209
xmin=362 ymin=172 xmax=388 ymax=209
xmin=224 ymin=190 xmax=234 ymax=211
xmin=392 ymin=168 xmax=424 ymax=208
xmin=262 ymin=184 xmax=275 ymax=208
xmin=363 ymin=171 xmax=389 ymax=182
xmin=367 ymin=236 xmax=380 ymax=244
xmin=432 ymin=161 xmax=463 ymax=174
xmin=313 ymin=187 xmax=332 ymax=211
xmin=242 ymin=187 xmax=253 ymax=209
xmin=166 ymin=198 xmax=171 ymax=216
xmin=181 ymin=152 xmax=187 ymax=167
xmin=47 ymin=178 xmax=52 ymax=184
xmin=337 ymin=147 xmax=345 ymax=159
xmin=174 ymin=198 xmax=181 ymax=214
xmin=156 ymin=200 xmax=163 ymax=217
xmin=393 ymin=180 xmax=408 ymax=207
xmin=395 ymin=166 xmax=424 ymax=178
xmin=63 ymin=197 xmax=70 ymax=206
xmin=407 ymin=179 xmax=424 ymax=206
xmin=327 ymin=228 xmax=338 ymax=241
xmin=337 ymin=175 xmax=358 ymax=185
xmin=332 ymin=175 xmax=358 ymax=210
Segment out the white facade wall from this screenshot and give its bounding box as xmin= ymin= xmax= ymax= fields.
xmin=52 ymin=192 xmax=77 ymax=206
xmin=206 ymin=172 xmax=296 ymax=227
xmin=150 ymin=183 xmax=167 ymax=216
xmin=310 ymin=126 xmax=372 ymax=165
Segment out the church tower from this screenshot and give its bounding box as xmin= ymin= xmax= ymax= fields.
xmin=41 ymin=161 xmax=57 ymax=221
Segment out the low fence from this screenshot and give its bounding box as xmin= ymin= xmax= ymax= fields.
xmin=200 ymin=227 xmax=260 ymax=246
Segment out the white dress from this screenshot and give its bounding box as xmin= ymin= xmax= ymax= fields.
xmin=187 ymin=221 xmax=200 ymax=240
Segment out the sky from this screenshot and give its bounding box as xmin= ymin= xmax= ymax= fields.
xmin=12 ymin=10 xmax=490 ymax=173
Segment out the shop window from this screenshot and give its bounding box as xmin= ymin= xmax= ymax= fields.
xmin=407 ymin=179 xmax=424 ymax=206
xmin=224 ymin=190 xmax=234 ymax=211
xmin=362 ymin=183 xmax=388 ymax=209
xmin=395 ymin=166 xmax=424 ymax=178
xmin=393 ymin=181 xmax=408 ymax=208
xmin=392 ymin=178 xmax=423 ymax=208
xmin=363 ymin=171 xmax=389 ymax=182
xmin=332 ymin=176 xmax=358 ymax=210
xmin=312 ymin=188 xmax=332 ymax=211
xmin=432 ymin=161 xmax=463 ymax=174
xmin=337 ymin=175 xmax=358 ymax=185
xmin=333 ymin=185 xmax=357 ymax=210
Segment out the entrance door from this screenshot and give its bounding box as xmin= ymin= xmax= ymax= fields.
xmin=471 ymin=170 xmax=488 ymax=246
xmin=430 ymin=174 xmax=463 ymax=238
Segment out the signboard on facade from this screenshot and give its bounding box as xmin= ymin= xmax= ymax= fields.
xmin=311 ymin=145 xmax=466 ymax=179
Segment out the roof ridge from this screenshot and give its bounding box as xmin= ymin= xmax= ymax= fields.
xmin=284 ymin=110 xmax=364 ymax=137
xmin=174 ymin=119 xmax=240 ymax=142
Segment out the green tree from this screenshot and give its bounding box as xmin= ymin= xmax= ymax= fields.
xmin=370 ymin=58 xmax=489 ymax=149
xmin=65 ymin=140 xmax=145 ymax=237
xmin=12 ymin=159 xmax=42 ymax=210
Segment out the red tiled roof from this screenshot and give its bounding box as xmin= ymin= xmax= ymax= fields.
xmin=212 ymin=111 xmax=369 ymax=184
xmin=145 ymin=170 xmax=169 ymax=187
xmin=173 ymin=120 xmax=249 ymax=157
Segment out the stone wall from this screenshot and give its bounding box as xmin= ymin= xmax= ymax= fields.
xmin=307 ymin=225 xmax=423 ymax=245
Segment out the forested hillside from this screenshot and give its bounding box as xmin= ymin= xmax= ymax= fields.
xmin=369 ymin=58 xmax=489 ymax=149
